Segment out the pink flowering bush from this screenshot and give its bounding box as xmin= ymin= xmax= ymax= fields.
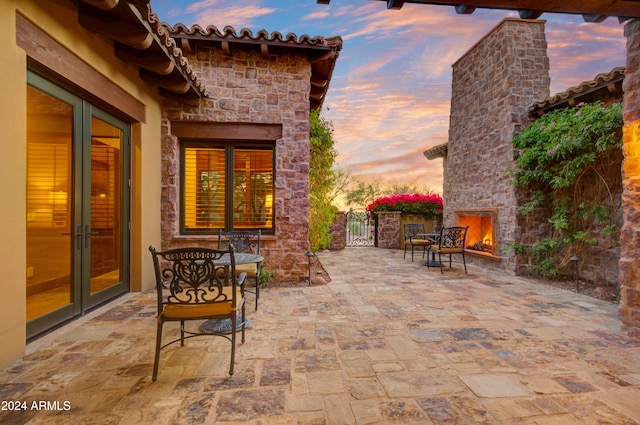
xmin=367 ymin=193 xmax=443 ymax=217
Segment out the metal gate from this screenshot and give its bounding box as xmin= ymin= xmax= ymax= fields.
xmin=345 ymin=208 xmax=376 ymax=246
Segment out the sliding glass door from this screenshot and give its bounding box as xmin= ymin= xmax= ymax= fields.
xmin=26 ymin=71 xmax=130 ymax=338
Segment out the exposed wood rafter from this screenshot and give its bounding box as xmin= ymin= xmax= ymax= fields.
xmin=77 ymin=0 xmax=206 ymax=102
xmin=518 ymin=10 xmax=543 ymax=19
xmin=455 ymin=5 xmax=477 ymax=14
xmin=114 ymin=42 xmax=175 ymax=75
xmin=78 ymin=6 xmax=153 ymax=49
xmin=583 ymin=14 xmax=608 ymax=23
xmin=387 ymin=0 xmax=405 ymax=9
xmin=317 ymin=0 xmax=640 ymax=20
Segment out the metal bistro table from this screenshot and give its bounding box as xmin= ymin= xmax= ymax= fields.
xmin=418 ymin=233 xmax=443 ymax=268
xmin=200 ymin=252 xmax=263 ymax=334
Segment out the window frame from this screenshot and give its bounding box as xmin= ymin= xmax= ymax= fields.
xmin=180 ymin=139 xmax=276 ymax=235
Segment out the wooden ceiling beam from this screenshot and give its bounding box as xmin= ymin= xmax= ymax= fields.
xmin=114 ymin=43 xmax=175 ymax=75
xmin=78 ymin=4 xmax=153 ymax=49
xmin=180 ymin=38 xmax=194 ymax=55
xmin=309 ymin=50 xmax=336 ymax=63
xmin=387 ymin=0 xmax=406 ymax=9
xmin=139 ymin=69 xmax=191 ymax=94
xmin=310 ymin=74 xmax=328 ymax=88
xmin=583 ymin=14 xmax=608 ymax=23
xmin=221 ymin=41 xmax=231 ymax=55
xmin=455 ymin=5 xmax=477 ymax=14
xmin=316 ymin=1 xmax=640 ymax=19
xmin=518 ymin=10 xmax=543 ymax=19
xmin=80 ymin=0 xmax=120 ymax=10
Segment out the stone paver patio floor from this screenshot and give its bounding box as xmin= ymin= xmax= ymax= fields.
xmin=1 ymin=247 xmax=639 ymax=424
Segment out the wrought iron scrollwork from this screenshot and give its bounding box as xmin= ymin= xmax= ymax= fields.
xmin=345 ymin=209 xmax=375 ymax=247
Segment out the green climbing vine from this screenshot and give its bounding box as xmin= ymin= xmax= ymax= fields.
xmin=511 ymin=101 xmax=623 ymax=278
xmin=309 ymin=109 xmax=338 ymax=252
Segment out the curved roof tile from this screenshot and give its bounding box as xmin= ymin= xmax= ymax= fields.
xmin=165 ymin=23 xmax=331 ymax=47
xmin=530 ymin=66 xmax=625 ymax=114
xmin=163 ymin=22 xmax=342 ymax=110
xmin=147 ymin=12 xmax=208 ymax=97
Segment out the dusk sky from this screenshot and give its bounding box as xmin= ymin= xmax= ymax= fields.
xmin=150 ymin=0 xmax=627 ymax=193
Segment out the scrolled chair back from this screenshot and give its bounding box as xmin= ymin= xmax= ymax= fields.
xmin=404 ymin=223 xmax=426 ymax=238
xmin=438 ymin=226 xmax=468 ymax=249
xmin=149 ymin=245 xmax=238 ymax=306
xmin=218 ymin=229 xmax=261 ymax=254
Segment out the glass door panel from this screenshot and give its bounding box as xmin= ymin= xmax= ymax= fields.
xmin=26 ymin=84 xmax=76 ymax=324
xmin=88 ymin=116 xmax=123 ymax=297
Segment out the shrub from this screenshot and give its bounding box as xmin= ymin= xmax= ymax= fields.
xmin=367 ymin=193 xmax=443 ymax=217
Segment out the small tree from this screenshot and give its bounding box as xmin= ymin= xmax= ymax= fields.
xmin=309 ymin=109 xmax=338 ymax=251
xmin=511 ymin=101 xmax=623 ymax=278
xmin=344 ymin=179 xmax=382 ymax=209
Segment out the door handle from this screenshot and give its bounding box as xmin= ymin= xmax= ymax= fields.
xmin=84 ymin=224 xmax=100 ymax=248
xmin=61 ymin=225 xmax=84 ymax=250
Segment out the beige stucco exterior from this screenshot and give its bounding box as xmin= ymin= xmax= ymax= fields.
xmin=0 ymin=0 xmax=164 ymax=368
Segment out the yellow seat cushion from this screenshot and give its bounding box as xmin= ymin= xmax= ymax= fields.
xmin=408 ymin=239 xmax=431 ymax=246
xmin=432 ymin=247 xmax=463 ymax=254
xmin=161 ymin=287 xmax=243 ymax=319
xmin=235 ymin=263 xmax=258 ymax=276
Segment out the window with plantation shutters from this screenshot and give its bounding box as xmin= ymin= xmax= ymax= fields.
xmin=181 ymin=141 xmax=274 ymax=233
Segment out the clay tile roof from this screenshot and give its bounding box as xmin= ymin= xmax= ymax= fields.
xmin=423 ymin=143 xmax=448 ymax=160
xmin=78 ymin=0 xmax=208 ymax=102
xmin=529 ymin=66 xmax=625 ymax=116
xmin=164 ymin=23 xmax=343 ymax=110
xmin=76 ymin=1 xmax=342 ymax=108
xmin=167 ymin=23 xmax=331 ymax=47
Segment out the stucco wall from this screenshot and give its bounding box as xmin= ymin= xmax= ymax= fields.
xmin=161 ymin=43 xmax=312 ymax=282
xmin=1 ymin=0 xmax=164 ymax=368
xmin=445 ymin=18 xmax=550 ymax=273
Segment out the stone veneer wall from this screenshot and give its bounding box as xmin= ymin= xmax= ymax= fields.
xmin=375 ymin=211 xmax=401 ymax=249
xmin=161 ymin=44 xmax=312 ymax=282
xmin=445 ymin=18 xmax=550 ymax=273
xmin=620 ymin=18 xmax=640 ymax=337
xmin=329 ymin=211 xmax=346 ymax=251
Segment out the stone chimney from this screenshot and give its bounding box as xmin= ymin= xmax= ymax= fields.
xmin=443 ymin=18 xmax=550 ymax=273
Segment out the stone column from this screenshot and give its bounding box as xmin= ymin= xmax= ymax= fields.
xmin=375 ymin=211 xmax=401 ymax=249
xmin=620 ymin=19 xmax=640 ymax=337
xmin=329 ymin=211 xmax=346 ymax=250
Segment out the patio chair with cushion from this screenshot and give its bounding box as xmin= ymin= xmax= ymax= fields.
xmin=403 ymin=223 xmax=432 ymax=262
xmin=427 ymin=226 xmax=468 ymax=274
xmin=218 ymin=229 xmax=262 ymax=310
xmin=149 ymin=245 xmax=246 ymax=381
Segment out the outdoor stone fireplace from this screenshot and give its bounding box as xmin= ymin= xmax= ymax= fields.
xmin=425 ymin=18 xmax=551 ymax=273
xmin=455 ymin=208 xmax=498 ymax=258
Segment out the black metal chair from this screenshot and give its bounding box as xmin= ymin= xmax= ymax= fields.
xmin=149 ymin=245 xmax=246 ymax=381
xmin=427 ymin=226 xmax=468 ymax=273
xmin=218 ymin=229 xmax=262 ymax=310
xmin=403 ymin=223 xmax=432 ymax=262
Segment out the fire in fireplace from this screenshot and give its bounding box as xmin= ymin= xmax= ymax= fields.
xmin=454 ymin=209 xmax=498 ymax=256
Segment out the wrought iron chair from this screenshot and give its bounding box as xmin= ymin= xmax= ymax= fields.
xmin=427 ymin=226 xmax=469 ymax=274
xmin=149 ymin=245 xmax=246 ymax=381
xmin=218 ymin=229 xmax=262 ymax=310
xmin=403 ymin=223 xmax=432 ymax=262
